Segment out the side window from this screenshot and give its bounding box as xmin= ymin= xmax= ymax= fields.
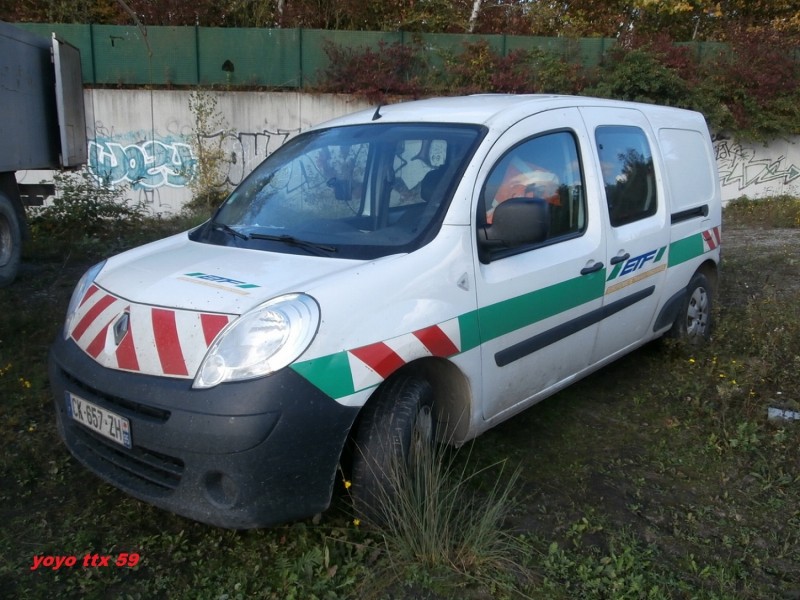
xmin=595 ymin=126 xmax=657 ymax=227
xmin=482 ymin=130 xmax=586 ymax=242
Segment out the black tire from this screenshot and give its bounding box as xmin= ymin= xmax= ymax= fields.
xmin=0 ymin=194 xmax=22 ymax=287
xmin=350 ymin=374 xmax=435 ymax=524
xmin=671 ymin=273 xmax=712 ymax=342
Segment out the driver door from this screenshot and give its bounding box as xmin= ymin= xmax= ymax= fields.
xmin=474 ymin=109 xmax=606 ymax=421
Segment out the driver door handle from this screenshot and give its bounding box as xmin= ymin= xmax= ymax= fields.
xmin=580 ymin=261 xmax=604 ymax=275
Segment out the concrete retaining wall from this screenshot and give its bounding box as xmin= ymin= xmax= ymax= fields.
xmin=18 ymin=89 xmax=800 ymax=215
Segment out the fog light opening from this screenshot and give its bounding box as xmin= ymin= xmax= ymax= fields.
xmin=204 ymin=471 xmax=240 ymax=509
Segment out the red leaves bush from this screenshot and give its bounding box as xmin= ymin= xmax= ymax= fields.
xmin=316 ymin=29 xmax=800 ymax=139
xmin=317 ymin=40 xmax=428 ymax=102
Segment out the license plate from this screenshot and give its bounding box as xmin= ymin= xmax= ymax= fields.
xmin=66 ymin=393 xmax=132 ymax=449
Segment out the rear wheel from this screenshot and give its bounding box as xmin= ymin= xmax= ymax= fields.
xmin=350 ymin=374 xmax=435 ymax=524
xmin=671 ymin=273 xmax=712 ymax=342
xmin=0 ymin=194 xmax=22 ymax=287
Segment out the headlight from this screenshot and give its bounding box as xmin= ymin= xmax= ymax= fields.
xmin=63 ymin=261 xmax=106 ymax=339
xmin=193 ymin=293 xmax=320 ymax=389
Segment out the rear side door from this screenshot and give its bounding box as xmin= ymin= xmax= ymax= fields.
xmin=579 ymin=107 xmax=670 ymax=362
xmin=474 ymin=108 xmax=607 ymax=422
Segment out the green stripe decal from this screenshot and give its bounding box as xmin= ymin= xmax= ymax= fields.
xmin=669 ymin=233 xmax=704 ymax=267
xmin=293 ymin=269 xmax=607 ymax=399
xmin=607 ymin=262 xmax=623 ymax=281
xmin=458 ymin=311 xmax=482 ymax=353
xmin=476 ymin=269 xmax=606 ymax=342
xmin=292 ymin=229 xmax=718 ymax=400
xmin=291 ymin=352 xmax=355 ymax=399
xmin=292 ymin=231 xmax=716 ymax=400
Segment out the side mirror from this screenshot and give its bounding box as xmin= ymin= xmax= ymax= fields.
xmin=480 ymin=197 xmax=549 ymax=248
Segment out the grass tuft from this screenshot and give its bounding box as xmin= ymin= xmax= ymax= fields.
xmin=361 ymin=440 xmax=528 ymax=595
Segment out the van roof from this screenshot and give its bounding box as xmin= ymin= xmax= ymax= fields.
xmin=316 ymin=94 xmax=706 ymax=132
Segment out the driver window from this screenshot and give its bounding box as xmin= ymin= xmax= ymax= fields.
xmin=482 ymin=131 xmax=586 ymax=241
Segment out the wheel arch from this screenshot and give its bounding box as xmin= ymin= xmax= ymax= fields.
xmin=695 ymin=258 xmax=719 ymax=297
xmin=348 ymin=356 xmax=473 ymax=454
xmin=654 ymin=257 xmax=719 ymax=333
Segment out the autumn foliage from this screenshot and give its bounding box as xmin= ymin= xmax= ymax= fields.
xmin=315 ymin=29 xmax=800 ymax=140
xmin=4 ymin=0 xmax=799 ymax=42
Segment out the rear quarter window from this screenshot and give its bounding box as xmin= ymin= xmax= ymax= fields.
xmin=595 ymin=126 xmax=657 ymax=227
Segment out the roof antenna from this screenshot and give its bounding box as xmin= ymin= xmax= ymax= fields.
xmin=372 ymin=103 xmax=383 ymax=121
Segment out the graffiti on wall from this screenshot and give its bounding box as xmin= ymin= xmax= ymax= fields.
xmin=714 ymin=135 xmax=800 ymax=199
xmin=207 ymin=128 xmax=298 ymax=187
xmin=89 ymin=137 xmax=195 ymax=189
xmin=85 ymin=124 xmax=300 ymax=215
xmin=87 ymin=128 xmax=299 ymax=188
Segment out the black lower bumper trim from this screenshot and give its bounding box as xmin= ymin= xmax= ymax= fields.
xmin=49 ymin=336 xmax=360 ymax=529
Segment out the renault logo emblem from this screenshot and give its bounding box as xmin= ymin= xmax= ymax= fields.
xmin=113 ymin=312 xmax=130 ymax=346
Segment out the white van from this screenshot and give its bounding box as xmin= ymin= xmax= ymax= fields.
xmin=50 ymin=95 xmax=721 ymax=528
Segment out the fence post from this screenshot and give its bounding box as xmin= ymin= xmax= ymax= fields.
xmin=195 ymin=25 xmax=200 ymax=85
xmin=299 ymin=28 xmax=304 ymax=89
xmin=89 ymin=23 xmax=96 ymax=85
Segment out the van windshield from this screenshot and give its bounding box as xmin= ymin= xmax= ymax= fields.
xmin=191 ymin=123 xmax=485 ymax=259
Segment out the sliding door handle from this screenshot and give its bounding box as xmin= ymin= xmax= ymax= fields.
xmin=610 ymin=252 xmax=630 ymax=265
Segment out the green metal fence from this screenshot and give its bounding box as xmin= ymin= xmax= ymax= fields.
xmin=13 ymin=23 xmax=729 ymax=88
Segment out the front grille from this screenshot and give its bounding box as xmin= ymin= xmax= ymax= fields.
xmin=62 ymin=369 xmax=170 ymax=423
xmin=71 ymin=424 xmax=184 ymax=496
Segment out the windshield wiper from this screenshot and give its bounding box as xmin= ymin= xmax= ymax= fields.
xmin=211 ymin=222 xmax=249 ymax=241
xmin=248 ymin=233 xmax=338 ymax=255
xmin=210 ymin=222 xmax=337 ymax=255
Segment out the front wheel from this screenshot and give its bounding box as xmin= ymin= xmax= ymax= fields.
xmin=671 ymin=273 xmax=713 ymax=342
xmin=0 ymin=194 xmax=22 ymax=287
xmin=350 ymin=374 xmax=436 ymax=524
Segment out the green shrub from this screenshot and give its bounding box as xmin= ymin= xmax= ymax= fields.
xmin=184 ymin=90 xmax=231 ymax=217
xmin=26 ymin=168 xmax=146 ymax=256
xmin=587 ymin=47 xmax=691 ymax=107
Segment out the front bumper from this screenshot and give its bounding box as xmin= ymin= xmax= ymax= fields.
xmin=49 ymin=335 xmax=359 ymax=529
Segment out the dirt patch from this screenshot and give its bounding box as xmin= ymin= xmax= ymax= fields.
xmin=722 ymin=226 xmax=800 ymax=299
xmin=724 ymin=226 xmax=800 ymax=251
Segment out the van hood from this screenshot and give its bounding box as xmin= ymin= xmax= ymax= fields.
xmin=66 ymin=233 xmax=372 ymax=380
xmin=96 ymin=233 xmax=364 ymax=315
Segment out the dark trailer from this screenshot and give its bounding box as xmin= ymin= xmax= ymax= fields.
xmin=0 ymin=20 xmax=86 ymax=285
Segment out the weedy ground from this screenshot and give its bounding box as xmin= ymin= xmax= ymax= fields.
xmin=0 ymin=195 xmax=798 ymax=599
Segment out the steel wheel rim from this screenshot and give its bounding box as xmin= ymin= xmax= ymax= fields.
xmin=686 ymin=286 xmax=709 ymax=338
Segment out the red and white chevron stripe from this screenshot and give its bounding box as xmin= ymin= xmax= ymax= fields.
xmin=702 ymin=226 xmax=722 ymax=252
xmin=69 ymin=284 xmax=232 ymax=378
xmin=347 ymin=319 xmax=461 ymax=391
